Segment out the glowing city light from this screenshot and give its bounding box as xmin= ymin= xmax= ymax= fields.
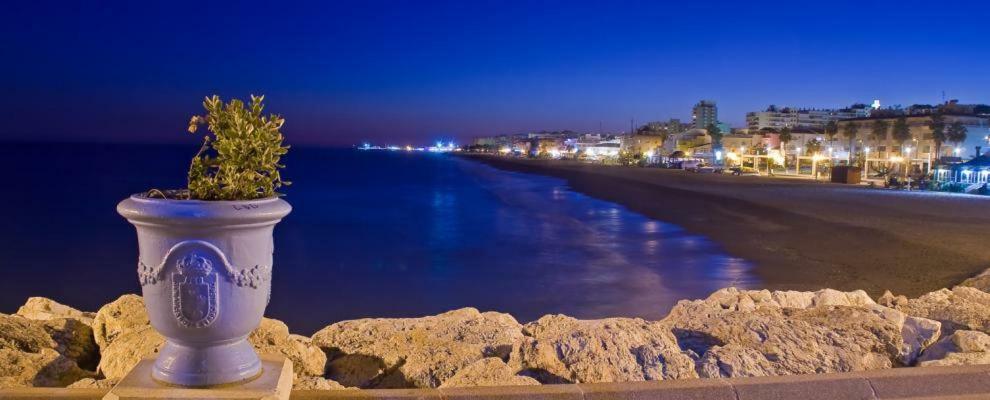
xmin=770 ymin=153 xmax=784 ymax=165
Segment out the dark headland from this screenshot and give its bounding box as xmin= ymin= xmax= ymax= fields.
xmin=466 ymin=154 xmax=990 ymax=297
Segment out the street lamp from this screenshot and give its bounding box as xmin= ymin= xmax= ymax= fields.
xmin=864 ymin=147 xmax=871 ymax=180
xmin=904 ymin=147 xmax=913 ymax=180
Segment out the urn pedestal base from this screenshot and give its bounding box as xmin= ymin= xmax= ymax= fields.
xmin=102 ymin=354 xmax=292 ymax=400
xmin=154 ymin=339 xmax=261 ymax=387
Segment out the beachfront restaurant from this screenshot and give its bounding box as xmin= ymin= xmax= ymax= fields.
xmin=933 ymin=154 xmax=990 ymax=185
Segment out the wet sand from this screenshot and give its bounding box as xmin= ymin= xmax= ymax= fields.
xmin=467 ymin=155 xmax=990 ymax=297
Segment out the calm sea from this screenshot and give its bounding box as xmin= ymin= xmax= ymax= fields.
xmin=0 ymin=143 xmax=756 ymax=334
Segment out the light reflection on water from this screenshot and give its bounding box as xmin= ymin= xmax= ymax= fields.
xmin=270 ymin=151 xmax=758 ymax=333
xmin=449 ymin=158 xmax=760 ymax=322
xmin=0 ymin=145 xmax=759 ymax=335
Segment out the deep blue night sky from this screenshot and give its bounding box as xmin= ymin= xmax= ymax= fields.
xmin=2 ymin=1 xmax=988 ymax=146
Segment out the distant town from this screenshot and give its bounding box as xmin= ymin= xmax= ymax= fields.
xmin=447 ymin=100 xmax=990 ymax=193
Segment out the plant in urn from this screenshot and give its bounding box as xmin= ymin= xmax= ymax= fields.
xmin=117 ymin=95 xmax=291 ymax=386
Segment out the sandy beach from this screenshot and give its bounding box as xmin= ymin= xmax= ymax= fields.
xmin=467 ymin=155 xmax=990 ymax=297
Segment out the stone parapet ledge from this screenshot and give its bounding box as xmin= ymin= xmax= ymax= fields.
xmin=4 ymin=364 xmax=990 ymax=400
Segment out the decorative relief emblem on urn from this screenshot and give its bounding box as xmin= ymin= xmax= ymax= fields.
xmin=172 ymin=253 xmax=219 ymax=328
xmin=137 ymin=260 xmax=161 ymax=285
xmin=231 ymin=264 xmax=272 ymax=288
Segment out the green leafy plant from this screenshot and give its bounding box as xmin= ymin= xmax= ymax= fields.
xmin=182 ymin=95 xmax=290 ymax=200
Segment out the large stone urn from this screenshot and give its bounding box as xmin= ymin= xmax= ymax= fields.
xmin=117 ymin=194 xmax=291 ymax=386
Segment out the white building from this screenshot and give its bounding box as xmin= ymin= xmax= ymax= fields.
xmin=576 ymin=138 xmax=621 ymax=159
xmin=746 ymin=105 xmax=869 ymax=131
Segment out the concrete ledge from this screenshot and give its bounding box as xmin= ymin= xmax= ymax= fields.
xmin=0 ymin=388 xmax=109 ymax=399
xmin=579 ymin=378 xmax=735 ymax=400
xmin=728 ymin=373 xmax=874 ymax=400
xmin=859 ymin=364 xmax=990 ymax=399
xmin=292 ymin=388 xmax=440 ymax=400
xmin=3 ymin=365 xmax=989 ymax=400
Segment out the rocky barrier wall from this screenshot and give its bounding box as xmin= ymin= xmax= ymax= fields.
xmin=2 ymin=286 xmax=990 ymax=390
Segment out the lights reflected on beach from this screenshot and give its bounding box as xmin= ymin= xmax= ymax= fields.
xmin=359 ymin=141 xmax=459 ymax=153
xmin=642 ymin=220 xmax=661 ymax=234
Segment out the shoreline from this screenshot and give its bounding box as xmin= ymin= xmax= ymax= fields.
xmin=464 ymin=154 xmax=990 ymax=297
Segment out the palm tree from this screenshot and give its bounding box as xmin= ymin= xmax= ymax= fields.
xmin=825 ymin=122 xmax=855 ymax=150
xmin=892 ymin=117 xmax=911 ymax=148
xmin=841 ymin=122 xmax=859 ymax=162
xmin=779 ymin=126 xmax=793 ymax=173
xmin=706 ymin=123 xmax=723 ymax=147
xmin=824 ymin=120 xmax=839 ymax=142
xmin=842 ymin=122 xmax=859 ymax=164
xmin=928 ymin=114 xmax=947 ymax=160
xmin=892 ymin=117 xmax=911 ymax=178
xmin=870 ymin=119 xmax=890 ymax=151
xmin=947 ymin=121 xmax=968 ymax=155
xmin=779 ymin=126 xmax=793 ymax=150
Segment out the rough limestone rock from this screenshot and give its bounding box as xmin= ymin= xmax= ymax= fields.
xmin=0 ymin=314 xmax=55 ymax=353
xmin=0 ymin=314 xmax=97 ymax=388
xmin=293 ymin=376 xmax=349 ymax=390
xmin=881 ymin=286 xmax=990 ymax=335
xmin=0 ymin=348 xmax=95 ymax=388
xmin=8 ymin=298 xmax=100 ymax=371
xmin=311 ymin=307 xmax=524 ymax=389
xmin=697 ymin=345 xmax=777 ymax=378
xmin=917 ymin=330 xmax=990 ymax=367
xmin=960 ymin=269 xmax=990 ymax=292
xmin=440 ymin=357 xmax=539 ymax=388
xmin=511 ymin=315 xmax=697 ymax=384
xmin=67 ymin=378 xmax=119 ymax=389
xmin=664 ymin=288 xmax=940 ymax=378
xmin=702 ymin=287 xmax=878 ymax=311
xmin=97 ymin=326 xmax=165 ymax=380
xmin=250 ymin=318 xmax=327 ymax=377
xmin=686 ymin=287 xmax=942 ymax=363
xmin=16 ymin=297 xmax=95 ymax=326
xmin=92 ymin=294 xmax=149 ymax=349
xmin=40 ymin=317 xmax=99 ymax=371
